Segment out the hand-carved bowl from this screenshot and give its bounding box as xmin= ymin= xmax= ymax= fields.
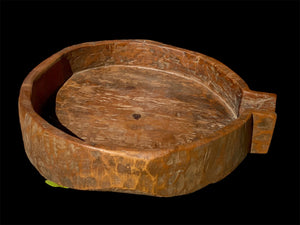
xmin=18 ymin=40 xmax=276 ymax=197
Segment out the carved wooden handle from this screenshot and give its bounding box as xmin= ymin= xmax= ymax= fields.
xmin=240 ymin=90 xmax=277 ymax=154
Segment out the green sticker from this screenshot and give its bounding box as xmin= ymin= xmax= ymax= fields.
xmin=45 ymin=180 xmax=69 ymax=188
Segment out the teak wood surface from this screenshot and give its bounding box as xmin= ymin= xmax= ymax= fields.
xmin=18 ymin=40 xmax=276 ymax=197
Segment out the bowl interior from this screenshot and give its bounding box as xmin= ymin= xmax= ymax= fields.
xmin=56 ymin=64 xmax=235 ymax=150
xmin=31 ymin=40 xmax=243 ymax=149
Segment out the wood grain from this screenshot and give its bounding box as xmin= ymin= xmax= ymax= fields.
xmin=56 ymin=65 xmax=235 ymax=150
xmin=18 ymin=40 xmax=277 ymax=196
xmin=240 ymin=90 xmax=277 ymax=153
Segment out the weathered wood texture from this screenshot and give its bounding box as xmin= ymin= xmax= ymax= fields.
xmin=56 ymin=65 xmax=235 ymax=150
xmin=18 ymin=40 xmax=276 ymax=197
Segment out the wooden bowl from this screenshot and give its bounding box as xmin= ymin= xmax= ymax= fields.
xmin=18 ymin=40 xmax=276 ymax=197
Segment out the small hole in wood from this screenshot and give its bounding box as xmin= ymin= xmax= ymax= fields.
xmin=132 ymin=114 xmax=141 ymax=120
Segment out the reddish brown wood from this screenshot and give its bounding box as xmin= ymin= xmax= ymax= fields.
xmin=18 ymin=40 xmax=276 ymax=197
xmin=56 ymin=65 xmax=236 ymax=150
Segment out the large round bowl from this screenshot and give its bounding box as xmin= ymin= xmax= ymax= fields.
xmin=18 ymin=40 xmax=276 ymax=197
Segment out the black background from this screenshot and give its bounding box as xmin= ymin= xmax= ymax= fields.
xmin=1 ymin=1 xmax=299 ymax=224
